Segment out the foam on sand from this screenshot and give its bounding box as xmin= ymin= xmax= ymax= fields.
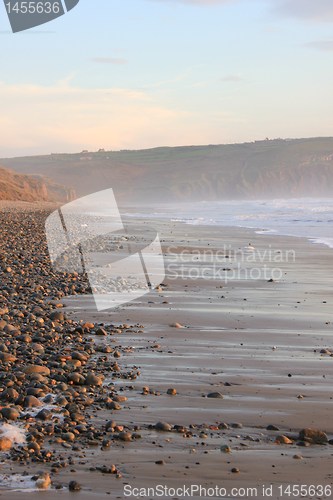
xmin=0 ymin=423 xmax=26 ymax=445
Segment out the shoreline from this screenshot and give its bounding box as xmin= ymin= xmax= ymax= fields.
xmin=1 ymin=210 xmax=333 ymax=498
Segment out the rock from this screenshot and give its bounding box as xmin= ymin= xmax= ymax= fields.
xmin=85 ymin=373 xmax=103 ymax=387
xmin=49 ymin=311 xmax=65 ymax=321
xmin=320 ymin=349 xmax=331 ymax=355
xmin=95 ymin=327 xmax=107 ymax=336
xmin=36 ymin=409 xmax=52 ymax=421
xmin=170 ymin=322 xmax=184 ymax=328
xmin=113 ymin=395 xmax=127 ymax=403
xmin=0 ymin=407 xmax=20 ymax=420
xmin=0 ymin=436 xmax=13 ymax=451
xmin=0 ymin=388 xmax=19 ymax=402
xmin=69 ymin=480 xmax=81 ymax=492
xmin=155 ymin=421 xmax=172 ymax=432
xmin=230 ymin=423 xmax=243 ymax=429
xmin=167 ymin=388 xmax=177 ymax=395
xmin=299 ymin=428 xmax=328 ymax=444
xmin=0 ymin=352 xmax=17 ymax=363
xmin=72 ymin=351 xmax=88 ymax=362
xmin=266 ymin=425 xmax=280 ymax=431
xmin=23 ymin=395 xmax=43 ymax=408
xmin=62 ymin=432 xmax=75 ymax=442
xmin=221 ymin=445 xmax=232 ymax=453
xmin=118 ymin=431 xmax=132 ymax=442
xmin=68 ymin=373 xmax=85 ymax=385
xmin=275 ymin=435 xmax=293 ymax=445
xmin=207 ymin=392 xmax=224 ymax=399
xmin=23 ymin=365 xmax=50 ymax=376
xmin=107 ymin=402 xmax=122 ymax=411
xmin=231 ymin=467 xmax=240 ymax=473
xmin=36 ymin=473 xmax=51 ymax=490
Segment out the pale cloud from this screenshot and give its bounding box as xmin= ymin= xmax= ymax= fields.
xmin=305 ymin=40 xmax=333 ymax=51
xmin=0 ymin=79 xmax=238 ymax=155
xmin=220 ymin=74 xmax=243 ymax=82
xmin=273 ymin=0 xmax=333 ymax=21
xmin=91 ymin=57 xmax=128 ymax=65
xmin=151 ymin=0 xmax=333 ymax=22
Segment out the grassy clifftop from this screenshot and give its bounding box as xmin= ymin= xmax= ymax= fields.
xmin=2 ymin=137 xmax=333 ymax=203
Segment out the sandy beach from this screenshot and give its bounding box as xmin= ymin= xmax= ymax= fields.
xmin=1 ymin=209 xmax=333 ymax=499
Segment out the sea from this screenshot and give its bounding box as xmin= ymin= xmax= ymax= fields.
xmin=123 ymin=198 xmax=333 ymax=250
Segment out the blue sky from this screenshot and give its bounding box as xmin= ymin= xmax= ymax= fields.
xmin=1 ymin=0 xmax=333 ymax=156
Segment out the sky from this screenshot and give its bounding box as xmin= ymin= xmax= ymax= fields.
xmin=1 ymin=0 xmax=333 ymax=156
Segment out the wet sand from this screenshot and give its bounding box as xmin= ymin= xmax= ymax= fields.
xmin=2 ymin=216 xmax=333 ymax=499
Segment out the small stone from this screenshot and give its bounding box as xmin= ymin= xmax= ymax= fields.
xmin=36 ymin=473 xmax=51 ymax=490
xmin=207 ymin=392 xmax=224 ymax=399
xmin=221 ymin=445 xmax=232 ymax=453
xmin=107 ymin=402 xmax=122 ymax=411
xmin=155 ymin=460 xmax=165 ymax=465
xmin=0 ymin=436 xmax=13 ymax=451
xmin=170 ymin=322 xmax=184 ymax=328
xmin=36 ymin=409 xmax=52 ymax=421
xmin=49 ymin=311 xmax=65 ymax=321
xmin=0 ymin=352 xmax=17 ymax=363
xmin=118 ymin=432 xmax=132 ymax=442
xmin=24 ymin=365 xmax=50 ymax=376
xmin=275 ymin=435 xmax=293 ymax=445
xmin=63 ymin=432 xmax=76 ymax=442
xmin=293 ymin=454 xmax=303 ymax=460
xmin=266 ymin=425 xmax=280 ymax=431
xmin=23 ymin=395 xmax=43 ymax=408
xmin=231 ymin=467 xmax=240 ymax=473
xmin=95 ymin=327 xmax=107 ymax=336
xmin=299 ymin=428 xmax=328 ymax=444
xmin=167 ymin=388 xmax=177 ymax=396
xmin=85 ymin=373 xmax=103 ymax=387
xmin=230 ymin=423 xmax=243 ymax=429
xmin=155 ymin=421 xmax=172 ymax=432
xmin=69 ymin=480 xmax=81 ymax=492
xmin=0 ymin=407 xmax=20 ymax=420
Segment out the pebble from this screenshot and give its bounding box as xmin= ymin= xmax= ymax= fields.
xmin=266 ymin=425 xmax=280 ymax=431
xmin=118 ymin=432 xmax=132 ymax=442
xmin=299 ymin=428 xmax=328 ymax=444
xmin=207 ymin=392 xmax=224 ymax=399
xmin=36 ymin=472 xmax=51 ymax=489
xmin=24 ymin=365 xmax=50 ymax=376
xmin=220 ymin=445 xmax=232 ymax=453
xmin=0 ymin=436 xmax=13 ymax=451
xmin=69 ymin=480 xmax=82 ymax=492
xmin=0 ymin=407 xmax=20 ymax=420
xmin=155 ymin=422 xmax=172 ymax=432
xmin=275 ymin=435 xmax=293 ymax=445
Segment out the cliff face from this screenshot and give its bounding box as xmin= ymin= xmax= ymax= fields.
xmin=0 ymin=166 xmax=75 ymax=203
xmin=2 ymin=137 xmax=333 ymax=203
